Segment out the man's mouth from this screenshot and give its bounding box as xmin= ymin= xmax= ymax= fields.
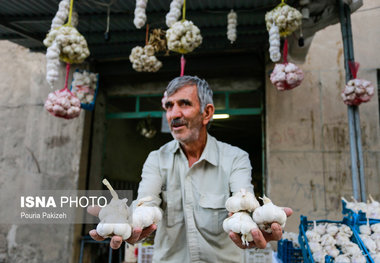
xmin=171 ymin=119 xmax=187 ymax=129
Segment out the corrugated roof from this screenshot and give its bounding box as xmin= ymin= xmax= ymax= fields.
xmin=0 ymin=0 xmax=361 ymax=62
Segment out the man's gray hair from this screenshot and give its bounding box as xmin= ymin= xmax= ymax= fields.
xmin=165 ymin=75 xmax=213 ymax=112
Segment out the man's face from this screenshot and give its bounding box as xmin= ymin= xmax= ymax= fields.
xmin=164 ymin=85 xmax=204 ymax=143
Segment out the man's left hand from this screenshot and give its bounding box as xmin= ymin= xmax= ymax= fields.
xmin=229 ymin=207 xmax=293 ymax=249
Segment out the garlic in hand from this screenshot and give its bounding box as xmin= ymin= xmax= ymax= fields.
xmin=225 ymin=188 xmax=260 ymax=213
xmin=252 ymin=195 xmax=287 ymax=233
xmin=223 ymin=212 xmax=258 ymax=246
xmin=96 ymin=179 xmax=132 ymax=240
xmin=132 ymin=196 xmax=162 ymax=229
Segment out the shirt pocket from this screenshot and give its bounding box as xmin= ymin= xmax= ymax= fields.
xmin=197 ymin=193 xmax=229 ymax=235
xmin=162 ymin=189 xmax=184 ymax=227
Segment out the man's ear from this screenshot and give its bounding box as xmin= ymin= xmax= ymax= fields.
xmin=202 ymin=104 xmax=215 ymax=125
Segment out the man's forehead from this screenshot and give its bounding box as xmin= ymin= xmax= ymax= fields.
xmin=166 ymin=84 xmax=197 ymax=99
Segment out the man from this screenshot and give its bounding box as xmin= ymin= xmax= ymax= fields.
xmin=89 ymin=76 xmax=292 ymax=262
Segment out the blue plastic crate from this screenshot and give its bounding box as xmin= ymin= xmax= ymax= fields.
xmin=278 ymin=239 xmax=303 ymax=263
xmin=342 ymin=199 xmax=380 ymax=225
xmin=70 ymin=69 xmax=99 ymax=111
xmin=298 ymin=215 xmax=372 ymax=263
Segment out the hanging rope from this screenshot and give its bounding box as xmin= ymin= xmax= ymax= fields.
xmin=182 ymin=0 xmax=186 ymax=21
xmin=283 ymin=38 xmax=288 ymax=64
xmin=61 ymin=63 xmax=71 ymax=91
xmin=145 ymin=24 xmax=149 ymax=45
xmin=180 ymin=55 xmax=186 ymax=76
xmin=67 ymin=0 xmax=74 ymax=26
xmin=348 ymin=61 xmax=359 ymax=79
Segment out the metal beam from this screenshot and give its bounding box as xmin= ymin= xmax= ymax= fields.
xmin=0 ymin=20 xmax=42 ymax=45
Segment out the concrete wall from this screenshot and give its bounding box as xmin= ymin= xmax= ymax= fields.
xmin=0 ymin=41 xmax=87 ymax=262
xmin=266 ymin=0 xmax=380 ymax=232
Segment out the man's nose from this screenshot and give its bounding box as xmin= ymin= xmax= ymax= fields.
xmin=168 ymin=104 xmax=182 ymax=119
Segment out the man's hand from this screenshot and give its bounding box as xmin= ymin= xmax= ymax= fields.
xmin=87 ymin=205 xmax=157 ymax=250
xmin=229 ymin=207 xmax=293 ymax=249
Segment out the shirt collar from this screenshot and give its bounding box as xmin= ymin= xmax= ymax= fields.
xmin=170 ymin=133 xmax=219 ymax=166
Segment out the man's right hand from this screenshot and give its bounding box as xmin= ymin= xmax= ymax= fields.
xmin=87 ymin=205 xmax=157 ymax=249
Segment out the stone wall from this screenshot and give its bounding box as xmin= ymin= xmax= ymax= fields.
xmin=266 ymin=0 xmax=380 ymax=232
xmin=0 ymin=41 xmax=87 ymax=262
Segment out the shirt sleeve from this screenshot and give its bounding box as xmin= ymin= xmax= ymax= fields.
xmin=133 ymin=151 xmax=163 ymax=209
xmin=229 ymin=149 xmax=254 ymax=195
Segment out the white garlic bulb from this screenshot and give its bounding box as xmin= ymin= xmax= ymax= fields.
xmin=252 ymin=195 xmax=287 ymax=233
xmin=371 ymin=223 xmax=380 ymax=233
xmin=339 ymin=224 xmax=353 ymax=237
xmin=335 ymin=254 xmax=351 ymax=263
xmin=312 ymin=250 xmax=326 ymax=263
xmin=225 ymin=188 xmax=260 ymax=213
xmin=360 ymin=234 xmax=377 ymax=253
xmin=96 ymin=179 xmax=132 ymax=240
xmin=282 ymin=232 xmax=300 ymax=248
xmin=313 ymin=221 xmax=326 ymax=236
xmin=308 ymin=241 xmax=322 ymax=253
xmin=50 ymin=0 xmax=70 ymax=30
xmin=270 ymin=62 xmax=304 ymax=91
xmin=134 ymin=0 xmax=148 ymax=29
xmin=372 ymin=254 xmax=380 ymax=263
xmin=320 ymin=234 xmax=336 ymax=247
xmin=166 ymin=20 xmax=202 ymax=53
xmin=351 ymin=252 xmax=366 ymax=263
xmin=227 ymin=10 xmax=237 ymax=44
xmin=360 ymin=223 xmax=372 ymax=236
xmin=265 ymin=4 xmax=302 ymax=36
xmin=132 ymin=196 xmax=162 ymax=229
xmin=268 ymin=23 xmax=281 ymax=62
xmin=341 ymin=242 xmax=361 ymax=255
xmin=341 ymin=78 xmax=375 ymax=106
xmin=326 ymin=224 xmax=339 ymax=236
xmin=223 ymin=212 xmax=258 ymax=246
xmin=306 ymin=230 xmax=321 ymax=243
xmin=324 ymin=245 xmax=340 ymax=258
xmin=129 ymin=45 xmax=163 ymax=72
xmin=335 ymin=232 xmax=351 ymax=246
xmin=166 ymin=0 xmax=183 ymax=28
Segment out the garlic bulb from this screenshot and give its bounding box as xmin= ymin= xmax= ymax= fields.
xmin=166 ymin=0 xmax=183 ymax=28
xmin=360 ymin=223 xmax=372 ymax=236
xmin=351 ymin=252 xmax=366 ymax=263
xmin=132 ymin=196 xmax=162 ymax=229
xmin=268 ymin=23 xmax=281 ymax=62
xmin=335 ymin=232 xmax=351 ymax=246
xmin=372 ymin=254 xmax=380 ymax=263
xmin=308 ymin=242 xmax=322 ymax=253
xmin=372 ymin=223 xmax=380 ymax=233
xmin=341 ymin=242 xmax=361 ymax=255
xmin=96 ymin=179 xmax=132 ymax=240
xmin=270 ymin=62 xmax=304 ymax=91
xmin=312 ymin=250 xmax=326 ymax=263
xmin=341 ymin=78 xmax=375 ymax=106
xmin=44 ymin=88 xmax=81 ymax=119
xmin=129 ymin=45 xmax=162 ymax=72
xmin=320 ymin=234 xmax=336 ymax=247
xmin=313 ymin=221 xmax=326 ymax=236
xmin=306 ymin=230 xmax=321 ymax=243
xmin=360 ymin=234 xmax=377 ymax=253
xmin=50 ymin=0 xmax=70 ymax=30
xmin=71 ymin=70 xmax=98 ymax=104
xmin=324 ymin=245 xmax=340 ymax=258
xmin=282 ymin=231 xmax=300 ymax=248
xmin=265 ymin=4 xmax=302 ymax=36
xmin=225 ymin=188 xmax=260 ymax=213
xmin=166 ymin=20 xmax=202 ymax=53
xmin=227 ymin=10 xmax=237 ymax=44
xmin=223 ymin=212 xmax=258 ymax=246
xmin=326 ymin=224 xmax=339 ymax=236
xmin=134 ymin=0 xmax=148 ymax=29
xmin=339 ymin=224 xmax=353 ymax=237
xmin=335 ymin=254 xmax=350 ymax=263
xmin=252 ymin=195 xmax=287 ymax=233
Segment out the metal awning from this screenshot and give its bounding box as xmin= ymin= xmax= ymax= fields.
xmin=0 ymin=0 xmax=362 ymax=63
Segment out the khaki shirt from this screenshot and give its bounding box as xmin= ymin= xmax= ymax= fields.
xmin=136 ymin=134 xmax=254 ymax=263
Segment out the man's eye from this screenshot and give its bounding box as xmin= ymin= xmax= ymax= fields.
xmin=165 ymin=103 xmax=173 ymax=108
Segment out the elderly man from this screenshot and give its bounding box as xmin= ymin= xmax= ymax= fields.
xmin=89 ymin=76 xmax=292 ymax=262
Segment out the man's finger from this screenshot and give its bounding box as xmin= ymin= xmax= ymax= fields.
xmin=87 ymin=205 xmax=101 ymax=217
xmin=126 ymin=227 xmax=143 ymax=244
xmin=139 ymin=224 xmax=157 ymax=240
xmin=283 ymin=207 xmax=293 ymax=217
xmin=89 ymin=229 xmax=105 ymax=241
xmin=251 ymin=229 xmax=267 ymax=249
xmin=110 ymin=236 xmax=123 ymax=250
xmin=229 ymin=231 xmax=245 ymax=249
xmin=268 ymin=223 xmax=282 ymax=241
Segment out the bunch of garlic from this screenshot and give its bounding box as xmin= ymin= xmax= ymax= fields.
xmin=71 ymin=71 xmax=98 ymax=104
xmin=45 ymin=41 xmax=61 ymax=88
xmin=305 ymin=221 xmax=367 ymax=263
xmin=341 ymin=78 xmax=375 ymax=106
xmin=252 ymin=195 xmax=287 ymax=233
xmin=282 ymin=231 xmax=300 ymax=248
xmin=50 ymin=0 xmax=70 ymax=30
xmin=225 ymin=188 xmax=260 ymax=213
xmin=166 ymin=0 xmax=183 ymax=28
xmin=342 ymin=195 xmax=380 ymax=219
xmin=129 ymin=45 xmax=162 ymax=72
xmin=265 ymin=4 xmax=302 ymax=36
xmin=268 ymin=23 xmax=281 ymax=62
xmin=148 ymin=29 xmax=167 ymax=53
xmin=227 ymin=10 xmax=237 ymax=44
xmin=96 ymin=179 xmax=132 ymax=240
xmin=166 ymin=20 xmax=202 ymax=53
xmin=44 ymin=89 xmax=81 ymax=119
xmin=134 ymin=0 xmax=148 ymax=29
xmin=270 ymin=62 xmax=304 ymax=91
xmin=223 ymin=188 xmax=260 ymax=246
xmin=358 ymin=222 xmax=380 ymax=261
xmin=223 ymin=212 xmax=258 ymax=246
xmin=132 ymin=196 xmax=162 ymax=229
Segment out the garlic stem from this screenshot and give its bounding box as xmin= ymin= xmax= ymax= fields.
xmin=102 ymin=179 xmax=118 ymax=200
